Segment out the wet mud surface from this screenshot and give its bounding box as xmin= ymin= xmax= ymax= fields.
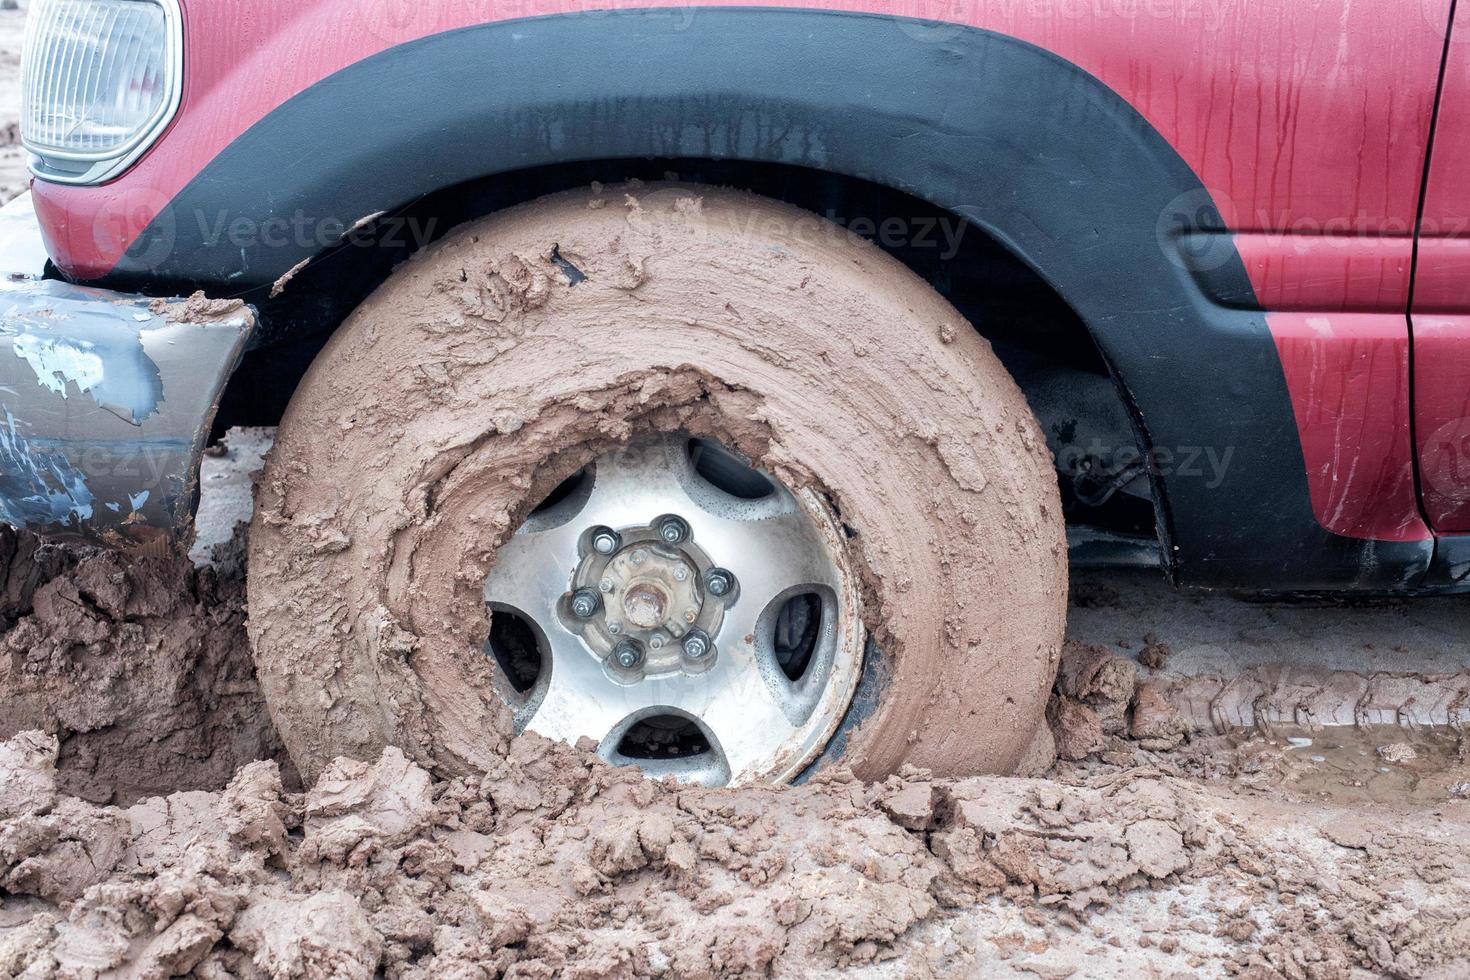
xmin=0 ymin=527 xmax=294 ymax=807
xmin=0 ymin=525 xmax=1467 ymax=978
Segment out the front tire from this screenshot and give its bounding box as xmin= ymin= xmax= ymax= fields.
xmin=247 ymin=183 xmax=1066 ymax=785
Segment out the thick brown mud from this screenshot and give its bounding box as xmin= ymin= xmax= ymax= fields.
xmin=2 ymin=724 xmax=1468 ymax=978
xmin=0 ymin=527 xmax=295 ymax=806
xmin=1 ymin=533 xmax=1468 ymax=976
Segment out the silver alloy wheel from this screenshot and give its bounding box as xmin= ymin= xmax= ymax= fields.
xmin=483 ymin=434 xmax=863 ymax=786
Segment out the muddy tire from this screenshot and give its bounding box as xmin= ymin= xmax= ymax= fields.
xmin=247 ymin=183 xmax=1066 ymax=785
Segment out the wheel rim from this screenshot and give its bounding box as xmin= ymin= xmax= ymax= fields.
xmin=483 ymin=433 xmax=863 ymax=786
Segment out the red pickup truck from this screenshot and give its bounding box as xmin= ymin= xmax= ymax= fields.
xmin=2 ymin=0 xmax=1466 ymax=786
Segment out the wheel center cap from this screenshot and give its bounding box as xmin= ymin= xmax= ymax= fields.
xmin=622 ymin=582 xmax=668 ymax=629
xmin=562 ymin=529 xmax=728 ymax=678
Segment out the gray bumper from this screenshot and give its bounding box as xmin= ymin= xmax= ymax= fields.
xmin=0 ymin=193 xmax=254 ymax=545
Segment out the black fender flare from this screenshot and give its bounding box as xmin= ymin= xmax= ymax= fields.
xmin=121 ymin=8 xmax=1434 ymax=591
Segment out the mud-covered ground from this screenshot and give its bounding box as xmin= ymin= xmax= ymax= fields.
xmin=1 ymin=431 xmax=1467 ymax=978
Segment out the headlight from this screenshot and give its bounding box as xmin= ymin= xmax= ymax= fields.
xmin=21 ymin=0 xmax=182 ymax=185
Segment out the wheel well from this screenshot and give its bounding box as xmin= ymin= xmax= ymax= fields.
xmin=215 ymin=158 xmax=1158 ymax=544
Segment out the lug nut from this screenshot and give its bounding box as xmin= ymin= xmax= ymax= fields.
xmin=682 ymin=629 xmax=712 ymax=660
xmin=611 ymin=639 xmax=644 ymax=670
xmin=590 ymin=527 xmax=621 ymax=556
xmin=656 ymin=515 xmax=690 ymax=544
xmin=705 ymin=567 xmax=735 ymax=598
xmin=569 ymin=588 xmax=600 ymax=619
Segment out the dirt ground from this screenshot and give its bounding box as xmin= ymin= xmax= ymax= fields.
xmin=0 ymin=430 xmax=1466 ymax=979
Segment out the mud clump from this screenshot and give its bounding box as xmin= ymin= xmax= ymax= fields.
xmin=0 ymin=733 xmax=952 ymax=976
xmin=1056 ymin=640 xmax=1137 ymax=735
xmin=147 ymin=291 xmax=248 ymax=323
xmin=0 ymin=530 xmax=294 ymax=805
xmin=1137 ymin=631 xmax=1172 ymax=669
xmin=0 ymin=528 xmax=73 ymax=630
xmin=1128 ymin=681 xmax=1189 ymax=750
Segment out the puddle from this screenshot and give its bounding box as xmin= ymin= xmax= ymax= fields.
xmin=1228 ymin=725 xmax=1469 ymax=806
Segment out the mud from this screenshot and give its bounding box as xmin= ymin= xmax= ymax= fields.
xmin=0 ymin=533 xmax=1467 ymax=976
xmin=147 ymin=293 xmax=249 ymax=323
xmin=2 ymin=717 xmax=1468 ymax=978
xmin=1153 ymin=665 xmax=1470 ymax=732
xmin=0 ymin=528 xmax=295 ymax=806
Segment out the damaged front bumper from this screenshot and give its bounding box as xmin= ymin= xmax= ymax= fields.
xmin=0 ymin=192 xmax=254 ymax=546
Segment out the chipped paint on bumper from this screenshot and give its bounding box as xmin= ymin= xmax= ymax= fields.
xmin=0 ymin=193 xmax=253 ymax=544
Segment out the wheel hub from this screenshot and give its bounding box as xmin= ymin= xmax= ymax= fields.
xmin=482 ymin=434 xmax=863 ymax=787
xmin=566 ymin=532 xmax=732 ymax=679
